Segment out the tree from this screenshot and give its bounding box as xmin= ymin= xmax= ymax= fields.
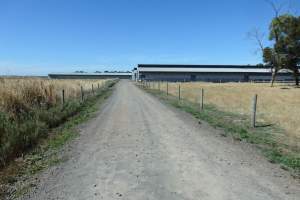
xmin=249 ymin=1 xmax=300 ymax=86
xmin=74 ymin=70 xmax=87 ymax=73
xmin=263 ymin=14 xmax=300 ymax=86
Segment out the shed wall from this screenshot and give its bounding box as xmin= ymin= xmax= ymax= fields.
xmin=139 ymin=72 xmax=295 ymax=82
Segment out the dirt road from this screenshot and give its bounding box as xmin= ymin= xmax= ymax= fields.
xmin=23 ymin=80 xmax=300 ymax=200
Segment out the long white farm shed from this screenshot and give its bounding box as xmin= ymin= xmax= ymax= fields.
xmin=49 ymin=72 xmax=132 ymax=79
xmin=134 ymin=64 xmax=296 ymax=82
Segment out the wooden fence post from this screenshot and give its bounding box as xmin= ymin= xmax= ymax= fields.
xmin=167 ymin=82 xmax=169 ymax=95
xmin=92 ymin=84 xmax=94 ymax=95
xmin=81 ymin=86 xmax=84 ymax=102
xmin=251 ymin=94 xmax=258 ymax=127
xmin=61 ymin=89 xmax=65 ymax=105
xmin=98 ymin=83 xmax=99 ymax=89
xmin=178 ymin=84 xmax=181 ymax=100
xmin=201 ymin=88 xmax=204 ymax=110
xmin=158 ymin=82 xmax=160 ymax=91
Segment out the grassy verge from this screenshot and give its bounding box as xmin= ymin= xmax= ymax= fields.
xmin=142 ymin=86 xmax=300 ymax=178
xmin=0 ymin=80 xmax=117 ymax=199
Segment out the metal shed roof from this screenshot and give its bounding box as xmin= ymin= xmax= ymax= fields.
xmin=137 ymin=64 xmax=269 ymax=69
xmin=138 ymin=68 xmax=273 ymax=73
xmin=49 ymin=72 xmax=132 ymax=76
xmin=137 ymin=64 xmax=278 ymax=73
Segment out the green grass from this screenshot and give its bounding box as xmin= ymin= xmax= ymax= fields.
xmin=143 ymin=86 xmax=300 ymax=178
xmin=0 ymin=80 xmax=117 ymax=199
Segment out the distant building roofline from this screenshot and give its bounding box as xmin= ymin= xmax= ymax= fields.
xmin=137 ymin=64 xmax=271 ymax=69
xmin=138 ymin=67 xmax=275 ymax=73
xmin=48 ymin=72 xmax=131 ymax=76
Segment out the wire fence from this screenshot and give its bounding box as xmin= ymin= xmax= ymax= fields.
xmin=139 ymin=80 xmax=300 ymax=150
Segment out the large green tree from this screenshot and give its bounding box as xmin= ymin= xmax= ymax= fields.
xmin=263 ymin=14 xmax=300 ymax=86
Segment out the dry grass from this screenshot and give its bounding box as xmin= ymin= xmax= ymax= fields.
xmin=156 ymin=82 xmax=300 ymax=140
xmin=0 ymin=77 xmax=111 ymax=166
xmin=0 ymin=78 xmax=108 ymax=117
xmin=144 ymin=82 xmax=300 ymax=173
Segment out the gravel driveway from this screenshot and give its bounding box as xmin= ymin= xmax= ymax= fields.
xmin=23 ymin=80 xmax=300 ymax=200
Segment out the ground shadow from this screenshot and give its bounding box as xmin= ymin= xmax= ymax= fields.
xmin=255 ymin=123 xmax=274 ymax=128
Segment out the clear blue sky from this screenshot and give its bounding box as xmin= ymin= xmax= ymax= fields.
xmin=0 ymin=0 xmax=299 ymax=75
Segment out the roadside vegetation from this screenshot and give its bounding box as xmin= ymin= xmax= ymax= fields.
xmin=0 ymin=78 xmax=117 ymax=198
xmin=165 ymin=82 xmax=300 ymax=139
xmin=140 ymin=81 xmax=300 ymax=177
xmin=0 ymin=78 xmax=112 ymax=167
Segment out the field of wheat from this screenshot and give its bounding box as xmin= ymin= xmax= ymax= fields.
xmin=0 ymin=77 xmax=110 ymax=166
xmin=154 ymin=82 xmax=300 ymax=140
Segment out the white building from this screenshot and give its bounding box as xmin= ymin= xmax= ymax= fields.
xmin=134 ymin=64 xmax=296 ymax=82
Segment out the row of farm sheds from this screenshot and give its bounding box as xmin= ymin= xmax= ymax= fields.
xmin=48 ymin=64 xmax=299 ymax=82
xmin=132 ymin=64 xmax=298 ymax=82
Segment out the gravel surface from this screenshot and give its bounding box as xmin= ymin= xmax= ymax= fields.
xmin=22 ymin=80 xmax=300 ymax=200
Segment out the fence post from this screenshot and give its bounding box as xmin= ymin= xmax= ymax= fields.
xmin=81 ymin=86 xmax=84 ymax=102
xmin=167 ymin=82 xmax=169 ymax=95
xmin=158 ymin=82 xmax=160 ymax=91
xmin=61 ymin=89 xmax=65 ymax=105
xmin=92 ymin=84 xmax=94 ymax=95
xmin=98 ymin=83 xmax=99 ymax=90
xmin=201 ymin=88 xmax=204 ymax=110
xmin=251 ymin=94 xmax=258 ymax=127
xmin=178 ymin=84 xmax=181 ymax=100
